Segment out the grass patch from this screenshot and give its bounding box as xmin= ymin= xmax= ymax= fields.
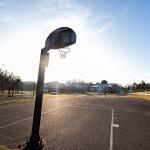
xmin=0 ymin=93 xmax=84 ymax=105
xmin=128 ymin=92 xmax=150 ymax=100
xmin=0 ymin=99 xmax=33 ymax=105
xmin=0 ymin=145 xmax=18 ymax=150
xmin=96 ymin=92 xmax=150 ymax=101
xmin=109 ymin=92 xmax=150 ymax=100
xmin=43 ymin=93 xmax=84 ymax=99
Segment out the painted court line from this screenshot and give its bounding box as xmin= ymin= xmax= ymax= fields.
xmin=0 ymin=103 xmax=118 ymax=150
xmin=0 ymin=105 xmax=66 ymax=129
xmin=0 ymin=116 xmax=33 ymax=129
xmin=55 ymin=103 xmax=116 ymax=150
xmin=72 ymin=103 xmax=116 ymax=150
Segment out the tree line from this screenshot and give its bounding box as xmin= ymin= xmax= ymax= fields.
xmin=0 ymin=68 xmax=22 ymax=97
xmin=131 ymin=80 xmax=146 ymax=91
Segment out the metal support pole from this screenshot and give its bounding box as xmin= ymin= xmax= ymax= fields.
xmin=25 ymin=49 xmax=49 ymax=150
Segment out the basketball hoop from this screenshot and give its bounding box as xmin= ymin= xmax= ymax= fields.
xmin=58 ymin=47 xmax=70 ymax=59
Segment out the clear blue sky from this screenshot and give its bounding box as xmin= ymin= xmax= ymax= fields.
xmin=0 ymin=0 xmax=150 ymax=85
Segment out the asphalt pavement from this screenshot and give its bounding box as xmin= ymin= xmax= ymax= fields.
xmin=0 ymin=95 xmax=150 ymax=150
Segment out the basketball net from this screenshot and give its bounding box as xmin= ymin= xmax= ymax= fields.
xmin=58 ymin=47 xmax=70 ymax=59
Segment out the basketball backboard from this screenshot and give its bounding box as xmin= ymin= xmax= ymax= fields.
xmin=45 ymin=27 xmax=76 ymax=49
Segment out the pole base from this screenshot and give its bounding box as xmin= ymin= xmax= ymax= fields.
xmin=18 ymin=138 xmax=45 ymax=150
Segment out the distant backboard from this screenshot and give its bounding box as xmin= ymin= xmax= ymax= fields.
xmin=45 ymin=27 xmax=76 ymax=49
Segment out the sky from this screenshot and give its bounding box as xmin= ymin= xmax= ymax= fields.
xmin=0 ymin=0 xmax=150 ymax=85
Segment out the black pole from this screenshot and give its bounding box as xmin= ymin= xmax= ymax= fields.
xmin=25 ymin=49 xmax=49 ymax=150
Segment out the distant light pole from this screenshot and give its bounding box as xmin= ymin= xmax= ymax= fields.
xmin=33 ymin=82 xmax=36 ymax=97
xmin=24 ymin=27 xmax=76 ymax=150
xmin=22 ymin=82 xmax=24 ymax=97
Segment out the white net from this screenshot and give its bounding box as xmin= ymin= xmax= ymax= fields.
xmin=58 ymin=47 xmax=70 ymax=59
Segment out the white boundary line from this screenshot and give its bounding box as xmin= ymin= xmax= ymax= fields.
xmin=67 ymin=103 xmax=115 ymax=150
xmin=0 ymin=116 xmax=33 ymax=129
xmin=0 ymin=106 xmax=66 ymax=129
xmin=0 ymin=103 xmax=117 ymax=150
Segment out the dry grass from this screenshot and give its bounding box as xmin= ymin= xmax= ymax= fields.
xmin=128 ymin=92 xmax=150 ymax=100
xmin=0 ymin=99 xmax=33 ymax=105
xmin=0 ymin=93 xmax=84 ymax=105
xmin=1 ymin=92 xmax=150 ymax=104
xmin=96 ymin=92 xmax=150 ymax=101
xmin=108 ymin=91 xmax=150 ymax=101
xmin=0 ymin=145 xmax=18 ymax=150
xmin=43 ymin=93 xmax=81 ymax=98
